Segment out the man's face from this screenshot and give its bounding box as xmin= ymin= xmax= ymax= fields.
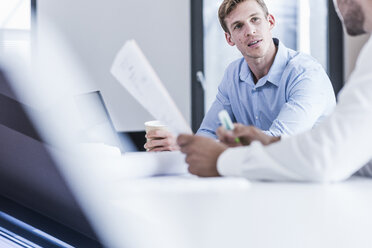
xmin=224 ymin=0 xmax=274 ymax=60
xmin=333 ymin=0 xmax=366 ymax=36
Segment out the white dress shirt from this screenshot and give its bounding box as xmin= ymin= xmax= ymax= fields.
xmin=217 ymin=35 xmax=372 ymax=182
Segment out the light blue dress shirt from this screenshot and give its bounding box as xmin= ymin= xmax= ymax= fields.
xmin=197 ymin=39 xmax=336 ymax=139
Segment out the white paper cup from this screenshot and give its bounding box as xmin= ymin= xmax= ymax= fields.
xmin=144 ymin=120 xmax=168 ymax=134
xmin=144 ymin=121 xmax=170 ymax=151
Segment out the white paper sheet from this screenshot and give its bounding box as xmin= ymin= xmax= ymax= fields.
xmin=110 ymin=40 xmax=192 ymax=135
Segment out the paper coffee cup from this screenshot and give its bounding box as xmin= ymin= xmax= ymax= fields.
xmin=144 ymin=120 xmax=169 ymax=151
xmin=144 ymin=120 xmax=168 ymax=134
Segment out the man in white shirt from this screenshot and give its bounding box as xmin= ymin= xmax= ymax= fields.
xmin=177 ymin=0 xmax=372 ymax=181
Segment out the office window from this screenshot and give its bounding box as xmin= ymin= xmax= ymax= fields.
xmin=203 ymin=0 xmax=328 ymax=111
xmin=0 ymin=0 xmax=33 ymax=63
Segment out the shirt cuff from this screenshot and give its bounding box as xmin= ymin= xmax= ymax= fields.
xmin=216 ymin=140 xmax=305 ymax=181
xmin=217 ymin=142 xmax=263 ymax=177
xmin=195 ymin=130 xmax=217 ymax=139
xmin=262 ymin=130 xmax=274 ymax=136
xmin=280 ymin=134 xmax=289 ymax=140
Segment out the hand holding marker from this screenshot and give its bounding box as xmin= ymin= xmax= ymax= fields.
xmin=218 ymin=110 xmax=240 ymax=143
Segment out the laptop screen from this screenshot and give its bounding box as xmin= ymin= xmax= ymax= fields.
xmin=74 ymin=91 xmax=138 ymax=153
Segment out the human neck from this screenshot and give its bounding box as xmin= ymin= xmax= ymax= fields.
xmin=245 ymin=40 xmax=277 ymax=84
xmin=364 ymin=15 xmax=372 ymax=33
xmin=362 ymin=1 xmax=372 ymax=33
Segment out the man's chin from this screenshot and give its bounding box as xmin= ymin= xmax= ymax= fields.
xmin=244 ymin=49 xmax=265 ymax=59
xmin=346 ymin=27 xmax=366 ymax=36
xmin=247 ymin=53 xmax=265 ymax=60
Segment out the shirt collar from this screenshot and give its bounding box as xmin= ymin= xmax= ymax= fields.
xmin=239 ymin=38 xmax=289 ymax=87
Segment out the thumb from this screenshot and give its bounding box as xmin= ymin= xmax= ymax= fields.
xmin=233 ymin=125 xmax=255 ymax=145
xmin=177 ymin=134 xmax=193 ymax=146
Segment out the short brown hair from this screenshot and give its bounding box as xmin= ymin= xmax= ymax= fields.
xmin=218 ymin=0 xmax=269 ymax=33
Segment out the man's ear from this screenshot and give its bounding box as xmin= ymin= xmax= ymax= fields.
xmin=268 ymin=14 xmax=275 ymax=30
xmin=225 ymin=32 xmax=235 ymax=46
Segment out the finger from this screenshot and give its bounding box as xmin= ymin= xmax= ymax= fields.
xmin=219 ymin=134 xmax=232 ymax=145
xmin=146 ymin=129 xmax=173 ymax=139
xmin=177 ymin=134 xmax=194 ymax=146
xmin=147 ymin=129 xmax=173 ymax=139
xmin=233 ymin=125 xmax=252 ymax=137
xmin=233 ymin=127 xmax=253 ymax=146
xmin=216 ymin=126 xmax=226 ymax=138
xmin=233 ymin=123 xmax=244 ymax=129
xmin=188 ymin=164 xmax=199 ymax=175
xmin=187 ymin=157 xmax=202 ymax=176
xmin=217 ymin=126 xmax=231 ymax=137
xmin=220 ymin=131 xmax=236 ymax=145
xmin=144 ymin=140 xmax=163 ymax=150
xmin=179 ymin=143 xmax=191 ymax=154
xmin=147 ymin=138 xmax=174 ymax=149
xmin=216 ymin=127 xmax=230 ymax=143
xmin=151 ymin=144 xmax=180 ymax=152
xmin=185 ymin=154 xmax=197 ymax=167
xmin=236 ymin=126 xmax=265 ymax=145
xmin=225 ymin=136 xmax=241 ymax=147
xmin=146 ymin=145 xmax=162 ymax=152
xmin=144 ymin=141 xmax=156 ymax=150
xmin=149 ymin=146 xmax=173 ymax=152
xmin=170 ymin=144 xmax=180 ymax=151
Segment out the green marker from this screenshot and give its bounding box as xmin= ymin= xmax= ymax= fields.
xmin=218 ymin=110 xmax=240 ymax=143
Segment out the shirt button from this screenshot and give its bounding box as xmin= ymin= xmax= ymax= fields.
xmin=255 ymin=116 xmax=258 ymax=120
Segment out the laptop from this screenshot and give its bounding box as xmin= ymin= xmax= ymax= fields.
xmin=74 ymin=90 xmax=133 ymax=153
xmin=73 ymin=91 xmax=189 ymax=177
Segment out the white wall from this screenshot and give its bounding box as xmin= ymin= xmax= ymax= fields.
xmin=344 ymin=33 xmax=370 ymax=81
xmin=37 ymin=0 xmax=191 ymax=132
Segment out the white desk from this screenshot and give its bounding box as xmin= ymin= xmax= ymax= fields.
xmin=87 ymin=175 xmax=372 ymax=248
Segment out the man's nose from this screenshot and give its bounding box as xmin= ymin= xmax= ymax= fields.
xmin=244 ymin=23 xmax=256 ymax=36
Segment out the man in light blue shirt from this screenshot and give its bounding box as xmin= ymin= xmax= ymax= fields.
xmin=197 ymin=38 xmax=336 ymax=138
xmin=145 ymin=0 xmax=335 ymax=151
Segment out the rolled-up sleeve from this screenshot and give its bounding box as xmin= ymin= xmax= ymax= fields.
xmin=264 ymin=67 xmax=336 ymax=136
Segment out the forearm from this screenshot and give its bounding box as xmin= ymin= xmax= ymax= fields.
xmin=267 ymin=74 xmax=336 ymax=136
xmin=197 ymin=97 xmax=233 ymax=139
xmin=217 ymin=92 xmax=372 ymax=182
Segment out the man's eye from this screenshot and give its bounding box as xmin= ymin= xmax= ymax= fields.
xmin=234 ymin=24 xmax=242 ymax=30
xmin=252 ymin=17 xmax=260 ymax=23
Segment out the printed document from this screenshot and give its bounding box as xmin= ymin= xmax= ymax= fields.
xmin=110 ymin=40 xmax=192 ymax=135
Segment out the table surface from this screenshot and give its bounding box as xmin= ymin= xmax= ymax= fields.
xmin=86 ymin=175 xmax=372 ymax=248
